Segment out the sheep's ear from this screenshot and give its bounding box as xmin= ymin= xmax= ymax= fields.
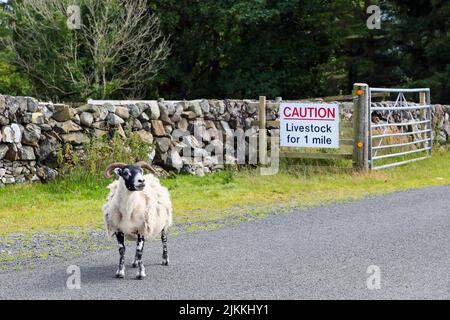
xmin=114 ymin=168 xmax=122 ymax=177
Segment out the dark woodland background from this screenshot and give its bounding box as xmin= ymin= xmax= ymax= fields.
xmin=1 ymin=0 xmax=449 ymax=103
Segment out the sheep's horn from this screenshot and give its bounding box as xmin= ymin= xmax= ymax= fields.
xmin=104 ymin=162 xmax=127 ymax=178
xmin=135 ymin=161 xmax=158 ymax=175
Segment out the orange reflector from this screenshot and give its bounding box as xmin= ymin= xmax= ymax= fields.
xmin=356 ymin=89 xmax=364 ymax=96
xmin=357 ymin=142 xmax=363 ymax=148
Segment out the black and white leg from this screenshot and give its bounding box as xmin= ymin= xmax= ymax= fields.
xmin=135 ymin=234 xmax=146 ymax=279
xmin=115 ymin=232 xmax=126 ymax=278
xmin=161 ymin=229 xmax=169 ymax=266
xmin=131 ymin=238 xmax=140 ymax=268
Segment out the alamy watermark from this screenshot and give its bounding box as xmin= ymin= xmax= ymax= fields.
xmin=66 ymin=5 xmax=81 ymax=30
xmin=366 ymin=265 xmax=381 ymax=290
xmin=366 ymin=5 xmax=381 ymax=30
xmin=66 ymin=265 xmax=81 ymax=290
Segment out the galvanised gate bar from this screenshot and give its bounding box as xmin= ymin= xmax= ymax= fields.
xmin=368 ymin=87 xmax=432 ymax=170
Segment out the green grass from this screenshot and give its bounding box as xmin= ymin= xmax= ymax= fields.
xmin=1 ymin=149 xmax=450 ymax=237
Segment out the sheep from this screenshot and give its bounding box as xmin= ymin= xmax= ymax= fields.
xmin=103 ymin=161 xmax=173 ymax=279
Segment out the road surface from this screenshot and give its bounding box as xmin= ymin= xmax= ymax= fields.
xmin=1 ymin=186 xmax=449 ymax=299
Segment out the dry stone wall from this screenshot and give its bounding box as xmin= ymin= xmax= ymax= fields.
xmin=0 ymin=96 xmax=278 ymax=185
xmin=430 ymin=104 xmax=450 ymax=144
xmin=1 ymin=94 xmax=450 ymax=186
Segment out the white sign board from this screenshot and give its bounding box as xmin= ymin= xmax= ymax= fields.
xmin=280 ymin=103 xmax=339 ymax=148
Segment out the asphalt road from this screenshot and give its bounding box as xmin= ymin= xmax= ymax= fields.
xmin=1 ymin=186 xmax=449 ymax=299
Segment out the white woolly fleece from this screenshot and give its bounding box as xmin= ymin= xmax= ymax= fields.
xmin=103 ymin=174 xmax=173 ymax=241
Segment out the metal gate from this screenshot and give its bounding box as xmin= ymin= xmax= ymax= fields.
xmin=368 ymin=87 xmax=432 ymax=170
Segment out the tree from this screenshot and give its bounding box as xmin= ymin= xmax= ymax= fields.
xmin=8 ymin=0 xmax=169 ymax=101
xmin=3 ymin=0 xmax=449 ymax=103
xmin=152 ymin=0 xmax=347 ymax=99
xmin=0 ymin=1 xmax=30 ymax=96
xmin=151 ymin=0 xmax=401 ymax=100
xmin=390 ymin=0 xmax=450 ymax=103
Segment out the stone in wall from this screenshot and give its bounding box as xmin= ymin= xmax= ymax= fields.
xmin=22 ymin=124 xmax=41 ymax=147
xmin=52 ymin=105 xmax=76 ymax=122
xmin=0 ymin=144 xmax=8 ymax=159
xmin=80 ymin=112 xmax=94 ymax=127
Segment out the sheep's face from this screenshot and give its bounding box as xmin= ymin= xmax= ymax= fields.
xmin=115 ymin=165 xmax=145 ymax=191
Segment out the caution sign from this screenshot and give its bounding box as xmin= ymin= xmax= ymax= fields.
xmin=280 ymin=103 xmax=339 ymax=148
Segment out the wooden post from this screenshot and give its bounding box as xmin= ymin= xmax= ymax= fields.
xmin=419 ymin=91 xmax=427 ymax=135
xmin=352 ymin=83 xmax=369 ymax=170
xmin=258 ymin=96 xmax=267 ymax=165
xmin=419 ymin=91 xmax=426 ymax=105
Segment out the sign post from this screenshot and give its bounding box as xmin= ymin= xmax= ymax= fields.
xmin=279 ymin=103 xmax=340 ymax=148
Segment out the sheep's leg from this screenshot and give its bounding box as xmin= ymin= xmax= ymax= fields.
xmin=131 ymin=235 xmax=144 ymax=268
xmin=131 ymin=236 xmax=139 ymax=268
xmin=131 ymin=246 xmax=138 ymax=268
xmin=115 ymin=232 xmax=126 ymax=278
xmin=161 ymin=229 xmax=169 ymax=266
xmin=134 ymin=234 xmax=146 ymax=279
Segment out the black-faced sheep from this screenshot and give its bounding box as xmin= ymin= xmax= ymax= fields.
xmin=103 ymin=161 xmax=173 ymax=279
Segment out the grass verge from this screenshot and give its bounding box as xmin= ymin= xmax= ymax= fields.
xmin=1 ymin=149 xmax=450 ymax=237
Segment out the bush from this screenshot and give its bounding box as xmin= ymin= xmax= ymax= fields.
xmin=57 ymin=127 xmax=154 ymax=176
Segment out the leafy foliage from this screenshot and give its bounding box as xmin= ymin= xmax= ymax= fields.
xmin=0 ymin=0 xmax=449 ymax=103
xmin=152 ymin=0 xmax=450 ymax=103
xmin=6 ymin=0 xmax=168 ymax=101
xmin=57 ymin=128 xmax=154 ymax=176
xmin=0 ymin=4 xmax=30 ymax=95
xmin=389 ymin=0 xmax=450 ymax=102
xmin=153 ymin=0 xmax=350 ymax=99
